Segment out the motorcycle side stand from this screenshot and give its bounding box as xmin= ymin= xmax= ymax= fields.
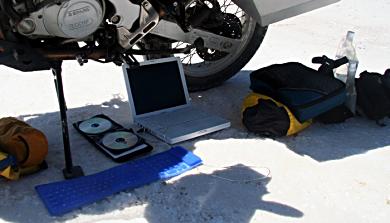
xmin=52 ymin=62 xmax=84 ymax=179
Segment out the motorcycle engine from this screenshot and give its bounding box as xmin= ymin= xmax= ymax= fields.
xmin=16 ymin=0 xmax=104 ymax=39
xmin=14 ymin=0 xmax=159 ymax=49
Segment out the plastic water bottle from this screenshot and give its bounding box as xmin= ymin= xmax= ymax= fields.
xmin=345 ymin=60 xmax=358 ymax=114
xmin=335 ymin=31 xmax=359 ymax=114
xmin=335 ymin=31 xmax=358 ymax=83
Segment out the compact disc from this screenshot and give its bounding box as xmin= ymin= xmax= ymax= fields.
xmin=79 ymin=117 xmax=113 ymax=134
xmin=102 ymin=131 xmax=139 ymax=150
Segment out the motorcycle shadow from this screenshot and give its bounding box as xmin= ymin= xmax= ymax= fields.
xmin=0 ymin=94 xmax=303 ymax=222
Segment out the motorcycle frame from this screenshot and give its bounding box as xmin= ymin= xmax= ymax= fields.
xmin=0 ymin=0 xmax=244 ymax=70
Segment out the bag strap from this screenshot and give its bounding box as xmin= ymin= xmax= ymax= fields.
xmin=312 ymin=55 xmax=349 ymax=77
xmin=0 ymin=152 xmax=17 ymax=171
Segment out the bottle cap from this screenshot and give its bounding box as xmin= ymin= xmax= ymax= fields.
xmin=346 ymin=31 xmax=355 ymax=41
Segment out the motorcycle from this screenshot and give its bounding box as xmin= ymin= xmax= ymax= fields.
xmin=0 ymin=0 xmax=339 ymax=91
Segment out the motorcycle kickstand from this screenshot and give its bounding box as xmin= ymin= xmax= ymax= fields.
xmin=51 ymin=61 xmax=84 ymax=179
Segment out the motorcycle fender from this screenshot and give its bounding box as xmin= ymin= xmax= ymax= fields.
xmin=232 ymin=0 xmax=340 ymax=26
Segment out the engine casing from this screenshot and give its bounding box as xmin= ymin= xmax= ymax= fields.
xmin=15 ymin=0 xmax=158 ymax=49
xmin=17 ymin=0 xmax=104 ymax=39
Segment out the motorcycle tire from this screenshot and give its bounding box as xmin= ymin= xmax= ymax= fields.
xmin=185 ymin=23 xmax=267 ymax=92
xmin=144 ymin=2 xmax=267 ymax=92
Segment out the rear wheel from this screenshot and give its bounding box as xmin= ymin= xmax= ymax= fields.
xmin=146 ymin=0 xmax=267 ymax=91
xmin=184 ymin=22 xmax=266 ymax=91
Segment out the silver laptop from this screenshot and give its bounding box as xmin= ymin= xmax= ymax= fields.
xmin=122 ymin=57 xmax=231 ymax=144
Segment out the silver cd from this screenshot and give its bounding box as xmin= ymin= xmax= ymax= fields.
xmin=79 ymin=117 xmax=113 ymax=135
xmin=102 ymin=131 xmax=139 ymax=150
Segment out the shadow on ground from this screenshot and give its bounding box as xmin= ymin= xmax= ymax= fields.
xmin=194 ymin=71 xmax=390 ymax=162
xmin=0 ymin=96 xmax=302 ymax=223
xmin=1 ymin=70 xmax=389 ymax=222
xmin=142 ymin=164 xmax=303 ymax=223
xmin=277 ymin=118 xmax=390 ymax=161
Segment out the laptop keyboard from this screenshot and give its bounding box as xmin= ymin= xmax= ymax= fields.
xmin=139 ymin=107 xmax=209 ymax=128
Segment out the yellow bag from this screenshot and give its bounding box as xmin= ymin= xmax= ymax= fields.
xmin=0 ymin=117 xmax=48 ymax=180
xmin=242 ymin=93 xmax=312 ymax=137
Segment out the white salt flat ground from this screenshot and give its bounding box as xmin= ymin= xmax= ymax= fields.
xmin=0 ymin=0 xmax=389 ymax=222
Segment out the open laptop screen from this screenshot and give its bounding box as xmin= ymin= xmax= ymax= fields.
xmin=126 ymin=60 xmax=187 ymax=116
